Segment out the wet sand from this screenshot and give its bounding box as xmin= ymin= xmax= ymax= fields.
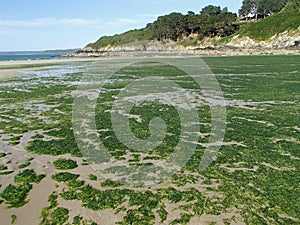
xmin=0 ymin=58 xmax=94 ymax=80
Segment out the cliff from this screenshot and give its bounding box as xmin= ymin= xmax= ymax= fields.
xmin=69 ymin=0 xmax=300 ymax=57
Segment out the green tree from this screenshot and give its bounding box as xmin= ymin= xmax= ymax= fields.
xmin=283 ymin=0 xmax=300 ymax=11
xmin=239 ymin=0 xmax=258 ymax=17
xmin=200 ymin=5 xmax=222 ymax=16
xmin=186 ymin=11 xmax=200 ymax=33
xmin=260 ymin=0 xmax=288 ymax=14
xmin=153 ymin=13 xmax=187 ymax=41
xmin=239 ymin=0 xmax=288 ymax=16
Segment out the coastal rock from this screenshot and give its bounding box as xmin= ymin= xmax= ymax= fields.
xmin=66 ymin=29 xmax=300 ymax=58
xmin=85 ymin=40 xmax=186 ymax=52
xmin=225 ymin=30 xmax=300 ymax=49
xmin=272 ymin=30 xmax=300 ymax=48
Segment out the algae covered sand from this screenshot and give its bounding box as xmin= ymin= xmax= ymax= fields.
xmin=0 ymin=55 xmax=300 ymax=224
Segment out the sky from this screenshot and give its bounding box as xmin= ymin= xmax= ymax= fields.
xmin=0 ymin=0 xmax=242 ymax=51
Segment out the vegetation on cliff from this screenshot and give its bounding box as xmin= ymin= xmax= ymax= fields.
xmin=85 ymin=0 xmax=299 ymax=50
xmin=86 ymin=5 xmax=238 ymax=49
xmin=85 ymin=28 xmax=156 ymax=49
xmin=239 ymin=0 xmax=288 ymax=16
xmin=237 ymin=0 xmax=300 ymax=40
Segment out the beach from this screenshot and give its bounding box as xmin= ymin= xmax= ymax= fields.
xmin=0 ymin=58 xmax=94 ymax=80
xmin=0 ymin=55 xmax=299 ymax=224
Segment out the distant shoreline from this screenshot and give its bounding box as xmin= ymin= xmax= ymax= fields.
xmin=66 ymin=46 xmax=300 ymax=58
xmin=1 ymin=49 xmax=300 ymax=80
xmin=0 ymin=58 xmax=94 ymax=80
xmin=0 ymin=49 xmax=80 ymax=61
xmin=0 ymin=57 xmax=94 ymax=65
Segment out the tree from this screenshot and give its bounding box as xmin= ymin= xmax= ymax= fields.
xmin=222 ymin=7 xmax=229 ymax=13
xmin=239 ymin=0 xmax=259 ymax=17
xmin=187 ymin=11 xmax=195 ymax=16
xmin=153 ymin=13 xmax=187 ymax=41
xmin=282 ymin=0 xmax=300 ymax=11
xmin=152 ymin=5 xmax=238 ymax=41
xmin=260 ymin=0 xmax=288 ymax=14
xmin=200 ymin=5 xmax=222 ymax=16
xmin=186 ymin=11 xmax=200 ymax=33
xmin=239 ymin=0 xmax=288 ymax=17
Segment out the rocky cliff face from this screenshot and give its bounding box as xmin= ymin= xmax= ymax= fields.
xmin=225 ymin=28 xmax=300 ymax=49
xmin=83 ymin=29 xmax=300 ymax=52
xmin=67 ymin=28 xmax=300 ymax=57
xmin=83 ymin=40 xmax=187 ymax=52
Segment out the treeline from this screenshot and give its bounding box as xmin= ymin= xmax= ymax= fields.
xmin=150 ymin=5 xmax=238 ymax=41
xmin=86 ymin=5 xmax=238 ymax=49
xmin=86 ymin=1 xmax=294 ymax=49
xmin=239 ymin=0 xmax=288 ymax=16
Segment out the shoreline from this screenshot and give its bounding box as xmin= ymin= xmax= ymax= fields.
xmin=1 ymin=47 xmax=300 ymax=66
xmin=66 ymin=46 xmax=300 ymax=58
xmin=0 ymin=57 xmax=95 ymax=80
xmin=0 ymin=57 xmax=94 ymax=66
xmin=1 ymin=49 xmax=299 ymax=80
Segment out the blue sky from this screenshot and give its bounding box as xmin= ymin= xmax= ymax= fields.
xmin=0 ymin=0 xmax=242 ymax=51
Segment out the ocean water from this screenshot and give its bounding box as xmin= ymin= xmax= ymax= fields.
xmin=0 ymin=53 xmax=61 ymax=61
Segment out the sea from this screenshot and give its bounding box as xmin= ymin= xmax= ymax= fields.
xmin=0 ymin=49 xmax=78 ymax=61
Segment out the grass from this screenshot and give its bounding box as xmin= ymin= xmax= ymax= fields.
xmin=237 ymin=8 xmax=300 ymax=40
xmin=177 ymin=37 xmax=198 ymax=47
xmin=86 ymin=28 xmax=156 ymax=49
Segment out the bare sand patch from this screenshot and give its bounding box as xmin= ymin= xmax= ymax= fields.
xmin=189 ymin=211 xmax=246 ymax=225
xmin=261 ymin=162 xmax=295 ymax=171
xmin=0 ymin=58 xmax=93 ymax=67
xmin=57 ymin=199 xmax=124 ymax=225
xmin=0 ymin=69 xmax=29 ymax=80
xmin=0 ymin=175 xmax=56 ymax=225
xmin=0 ymin=130 xmax=96 ymax=225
